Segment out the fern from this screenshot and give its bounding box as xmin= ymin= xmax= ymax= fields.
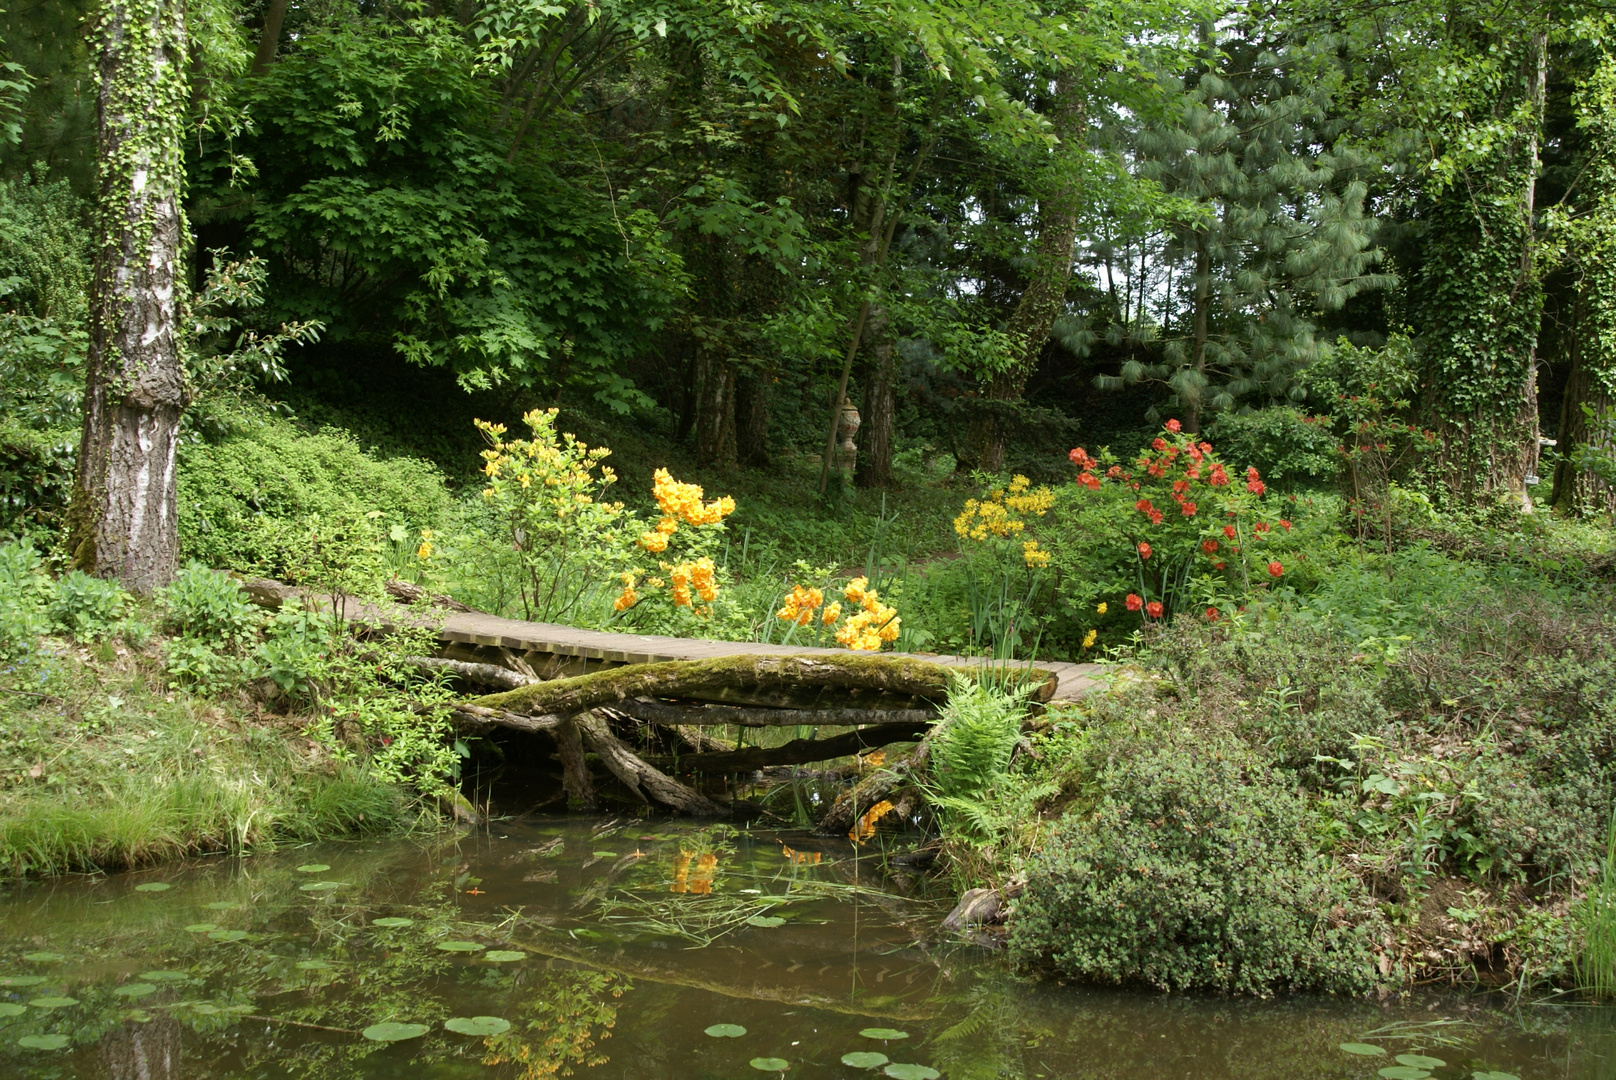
xmin=922 ymin=675 xmax=1038 ymax=842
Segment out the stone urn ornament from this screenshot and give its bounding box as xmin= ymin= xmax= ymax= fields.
xmin=834 ymin=400 xmax=861 ymax=476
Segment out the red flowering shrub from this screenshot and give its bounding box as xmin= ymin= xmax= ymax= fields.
xmin=1052 ymin=422 xmax=1301 ymax=625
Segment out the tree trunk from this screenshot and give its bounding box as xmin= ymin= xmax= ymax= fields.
xmin=68 ymin=0 xmax=189 ymax=594
xmin=1553 ymin=290 xmax=1616 ymax=514
xmin=735 ymin=370 xmax=770 ymax=468
xmin=855 ymin=306 xmax=897 ymax=487
xmin=250 ymin=0 xmax=290 ymax=75
xmin=974 ymin=70 xmax=1085 ymax=470
xmin=1186 ymin=232 xmax=1212 ymax=434
xmin=690 ymin=350 xmax=736 ymax=465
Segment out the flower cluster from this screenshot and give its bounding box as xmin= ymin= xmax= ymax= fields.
xmin=775 ymin=575 xmax=901 ymax=650
xmin=653 ymin=469 xmax=736 ymax=526
xmin=836 ymin=577 xmax=901 ymax=650
xmin=953 ymin=474 xmax=1054 ymax=540
xmin=668 ymin=558 xmax=718 ymax=607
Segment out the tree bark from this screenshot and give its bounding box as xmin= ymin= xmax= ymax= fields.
xmin=576 ymin=711 xmax=723 ymax=814
xmin=1186 ymin=231 xmax=1212 ymax=433
xmin=553 ymin=715 xmax=596 ymax=810
xmin=735 ymin=370 xmax=770 ymax=467
xmin=610 ymin=696 xmax=936 ymax=729
xmin=855 ymin=305 xmax=897 ymax=487
xmin=69 ymin=0 xmax=190 ymax=594
xmin=690 ymin=349 xmax=737 ymax=465
xmin=650 ymin=722 xmax=929 ymax=774
xmin=973 ymin=70 xmax=1085 ymax=470
xmin=250 ymin=0 xmax=290 ymax=75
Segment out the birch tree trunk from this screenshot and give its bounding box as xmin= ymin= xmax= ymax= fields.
xmin=68 ymin=0 xmax=189 ymax=594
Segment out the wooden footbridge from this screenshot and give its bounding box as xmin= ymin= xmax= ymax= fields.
xmin=245 ymin=578 xmax=1107 ymax=818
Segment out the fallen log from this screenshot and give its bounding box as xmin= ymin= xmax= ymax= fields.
xmin=575 ymin=712 xmax=723 ymax=815
xmin=412 ymin=656 xmax=537 ymax=691
xmin=651 ymin=722 xmax=930 ymax=774
xmin=816 ymin=741 xmax=932 ymax=838
xmin=476 ymin=654 xmax=964 ymax=715
xmin=449 ymin=703 xmax=563 ymax=735
xmin=611 ymin=696 xmax=936 ymax=728
xmin=385 ymin=578 xmax=476 ymax=612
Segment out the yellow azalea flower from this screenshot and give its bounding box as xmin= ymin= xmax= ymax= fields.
xmin=416 ymin=542 xmax=432 ymax=559
xmin=639 ymin=531 xmax=669 ymax=553
xmin=844 ymin=577 xmax=868 ymax=603
xmin=1096 ymin=601 xmax=1108 ymax=615
xmin=821 ymin=602 xmax=841 ymax=625
xmin=1083 ymin=629 xmax=1097 ymax=648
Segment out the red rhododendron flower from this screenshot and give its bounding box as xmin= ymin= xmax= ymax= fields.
xmin=1247 ymin=466 xmax=1261 ymax=479
xmin=1069 ymin=446 xmax=1096 ymax=468
xmin=1248 ymin=479 xmax=1266 ymax=496
xmin=1078 ymin=472 xmax=1100 ymax=490
xmin=1254 ymin=521 xmax=1270 ymax=533
xmin=1205 ymin=607 xmax=1220 ymax=621
xmin=1172 ymin=480 xmax=1190 ymax=494
xmin=1152 ymin=437 xmax=1167 ymax=451
xmin=1199 ymin=442 xmax=1212 ymax=454
xmin=1185 ymin=466 xmax=1201 ymax=480
xmin=1201 ymin=539 xmax=1219 ymax=554
xmin=1278 ymin=519 xmax=1292 ymax=530
xmin=1267 ymin=561 xmax=1283 ymax=577
xmin=1166 ymin=419 xmax=1182 ymax=433
xmin=1213 ymin=561 xmax=1227 ymax=570
xmin=1145 ymin=601 xmax=1164 ymax=619
xmin=1148 ymin=509 xmax=1164 ymax=525
xmin=1135 ymin=498 xmax=1153 ymax=513
xmin=1107 ymin=465 xmax=1124 ymax=479
xmin=1180 ymin=501 xmax=1197 ymax=516
xmin=1209 ymin=465 xmax=1229 ymax=486
xmin=1223 ymin=525 xmax=1237 ymax=539
xmin=1125 ymin=593 xmax=1143 ymax=612
xmin=1137 ymin=542 xmax=1152 ymax=560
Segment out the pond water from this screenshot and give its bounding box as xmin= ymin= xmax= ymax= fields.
xmin=0 ymin=818 xmax=1612 ymax=1080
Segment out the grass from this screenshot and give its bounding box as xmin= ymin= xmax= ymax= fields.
xmin=0 ymin=634 xmax=422 ymax=879
xmin=1576 ymin=813 xmax=1616 ymax=999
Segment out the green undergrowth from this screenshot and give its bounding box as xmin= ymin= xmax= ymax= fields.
xmin=0 ymin=637 xmax=422 ymax=878
xmin=968 ymin=574 xmax=1616 ymax=996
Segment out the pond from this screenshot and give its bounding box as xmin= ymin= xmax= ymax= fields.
xmin=0 ymin=818 xmax=1611 ymax=1079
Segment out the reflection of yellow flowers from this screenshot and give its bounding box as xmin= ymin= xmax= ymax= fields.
xmin=1022 ymin=539 xmax=1049 ymax=568
xmin=1083 ymin=628 xmax=1097 ymax=649
xmin=850 ymin=799 xmax=896 ymax=843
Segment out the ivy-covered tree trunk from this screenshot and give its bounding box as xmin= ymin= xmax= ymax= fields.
xmin=1413 ymin=38 xmax=1546 ymax=508
xmin=67 ymin=0 xmax=189 ymax=593
xmin=973 ymin=71 xmax=1084 ymax=471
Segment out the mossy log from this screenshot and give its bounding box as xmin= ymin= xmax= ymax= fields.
xmin=610 ymin=696 xmax=937 ymax=728
xmin=649 ymin=721 xmax=931 ymax=774
xmin=476 ymin=654 xmax=973 ymax=715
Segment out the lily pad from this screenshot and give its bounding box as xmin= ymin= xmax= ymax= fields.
xmin=592 ymin=851 xmax=617 ymax=858
xmin=1472 ymin=1073 xmax=1521 ymax=1080
xmin=1396 ymin=1056 xmax=1446 ymax=1069
xmin=435 ymin=941 xmax=485 ymax=953
xmin=746 ymin=916 xmax=786 ymax=928
xmin=0 ymin=976 xmax=46 ymax=988
xmin=372 ymin=917 xmax=413 ymax=928
xmin=860 ymin=1028 xmax=909 ymax=1041
xmin=884 ymin=1066 xmax=940 ymax=1080
xmin=296 ymin=864 xmax=331 ymax=873
xmin=749 ymin=1058 xmax=789 ymax=1072
xmin=139 ymin=971 xmax=191 ymax=983
xmin=0 ymin=1002 xmax=25 ymax=1017
xmin=1377 ymin=1069 xmax=1431 ymax=1080
xmin=841 ymin=1051 xmax=889 ymax=1068
xmin=17 ymin=1034 xmax=71 ymax=1050
xmin=203 ymin=901 xmax=239 ymax=911
xmin=484 ymin=951 xmax=526 ymax=962
xmin=705 ymin=1024 xmax=747 ymax=1038
xmin=299 ymin=882 xmax=341 ymax=892
xmin=207 ymin=929 xmax=249 ymax=942
xmin=444 ymin=1016 xmax=511 ymax=1036
xmin=183 ymin=923 xmax=218 ymax=933
xmin=1341 ymin=1043 xmax=1387 ymax=1056
xmin=112 ymin=984 xmax=158 ymax=998
xmin=22 ymin=952 xmax=63 ymax=963
xmin=133 ymin=883 xmax=171 ymax=892
xmin=295 ymin=960 xmax=333 ymax=971
xmin=28 ymin=996 xmax=79 ymax=1009
xmin=361 ymin=1022 xmax=429 ymax=1043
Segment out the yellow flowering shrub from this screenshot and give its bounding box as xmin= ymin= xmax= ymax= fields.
xmin=947 ymin=474 xmax=1058 ymax=659
xmin=773 ymin=574 xmax=901 ymax=651
xmin=473 ymin=408 xmax=735 ymax=631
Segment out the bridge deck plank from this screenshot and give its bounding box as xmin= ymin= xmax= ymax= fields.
xmin=434 ymin=610 xmax=1104 ymax=702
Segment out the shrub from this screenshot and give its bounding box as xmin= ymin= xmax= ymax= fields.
xmin=1010 ymin=728 xmax=1381 ymax=996
xmin=1205 ymin=406 xmax=1339 ymax=489
xmin=158 ymin=563 xmax=261 ymax=643
xmin=176 ymin=411 xmax=451 ymax=577
xmin=49 ymin=570 xmax=128 ymax=641
xmin=0 ymin=538 xmax=50 ymax=659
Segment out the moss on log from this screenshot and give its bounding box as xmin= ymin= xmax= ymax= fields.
xmin=649 ymin=722 xmax=930 ymax=773
xmin=476 ymin=654 xmax=967 ymax=715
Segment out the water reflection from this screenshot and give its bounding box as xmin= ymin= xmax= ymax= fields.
xmin=0 ymin=820 xmax=1610 ymax=1079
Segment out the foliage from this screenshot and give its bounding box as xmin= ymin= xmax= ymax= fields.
xmin=1576 ymin=814 xmax=1616 ymax=999
xmin=771 ymin=572 xmax=901 ymax=652
xmin=1204 ymin=407 xmax=1339 ymax=490
xmin=0 ymin=537 xmax=49 ymax=660
xmin=48 ymin=570 xmax=128 ymax=641
xmin=920 ymin=675 xmax=1046 ymax=845
xmin=158 ymin=562 xmax=261 ymax=642
xmin=1010 ymin=725 xmax=1382 ymax=996
xmin=176 ymin=408 xmax=451 ymax=578
xmin=947 ymin=474 xmax=1057 ymax=658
